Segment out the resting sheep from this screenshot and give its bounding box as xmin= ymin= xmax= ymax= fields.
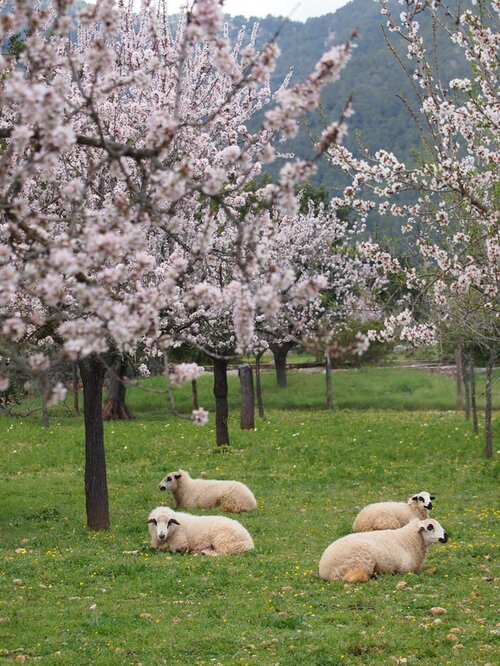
xmin=158 ymin=469 xmax=257 ymax=513
xmin=319 ymin=518 xmax=448 ymax=583
xmin=353 ymin=491 xmax=435 ymax=532
xmin=147 ymin=506 xmax=254 ymax=556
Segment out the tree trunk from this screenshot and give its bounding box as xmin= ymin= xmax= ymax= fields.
xmin=325 ymin=353 xmax=333 ymax=410
xmin=461 ymin=349 xmax=470 ymax=420
xmin=255 ymin=351 xmax=265 ymax=419
xmin=269 ymin=341 xmax=294 ymax=389
xmin=484 ymin=350 xmax=495 ymax=459
xmin=79 ymin=355 xmax=110 ymax=531
xmin=73 ymin=361 xmax=79 ymax=414
xmin=239 ymin=364 xmax=255 ymax=430
xmin=213 ymin=357 xmax=230 ymax=446
xmin=191 ymin=379 xmax=199 ymax=411
xmin=455 ymin=347 xmax=463 ymax=412
xmin=469 ymin=359 xmax=479 ymax=436
xmin=102 ymin=358 xmax=133 ymax=421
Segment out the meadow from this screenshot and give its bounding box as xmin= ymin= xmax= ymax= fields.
xmin=0 ymin=367 xmax=498 ymax=665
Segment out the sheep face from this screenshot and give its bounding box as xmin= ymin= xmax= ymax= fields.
xmin=418 ymin=519 xmax=448 ymax=545
xmin=158 ymin=471 xmax=183 ymax=492
xmin=148 ymin=515 xmax=180 ymax=544
xmin=411 ymin=491 xmax=435 ymax=510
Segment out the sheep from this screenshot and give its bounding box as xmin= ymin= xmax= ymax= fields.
xmin=352 ymin=491 xmax=435 ymax=532
xmin=147 ymin=506 xmax=254 ymax=556
xmin=319 ymin=518 xmax=448 ymax=583
xmin=158 ymin=469 xmax=257 ymax=513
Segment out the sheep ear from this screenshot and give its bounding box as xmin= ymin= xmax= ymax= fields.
xmin=412 ymin=496 xmax=418 ymax=501
xmin=147 ymin=518 xmax=157 ymax=525
xmin=174 ymin=474 xmax=181 ymax=479
xmin=430 ymin=496 xmax=436 ymax=500
xmin=168 ymin=518 xmax=180 ymax=526
xmin=418 ymin=526 xmax=425 ymax=533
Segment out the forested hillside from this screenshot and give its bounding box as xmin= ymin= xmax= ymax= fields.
xmin=229 ymin=0 xmax=466 ymax=197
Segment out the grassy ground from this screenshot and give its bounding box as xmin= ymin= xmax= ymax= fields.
xmin=124 ymin=366 xmax=499 ymax=417
xmin=0 ymin=368 xmax=498 ymax=665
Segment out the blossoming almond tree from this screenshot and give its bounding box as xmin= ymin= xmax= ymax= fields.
xmin=252 ymin=199 xmax=388 ymax=395
xmin=154 ymin=188 xmax=389 ymax=444
xmin=326 ymin=0 xmax=499 ymax=457
xmin=0 ymin=0 xmax=356 ymax=526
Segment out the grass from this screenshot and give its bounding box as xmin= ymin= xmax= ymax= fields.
xmin=123 ymin=366 xmax=499 ymax=418
xmin=0 ymin=367 xmax=498 ymax=665
xmin=241 ymin=352 xmax=318 ymax=366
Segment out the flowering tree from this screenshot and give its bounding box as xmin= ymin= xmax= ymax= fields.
xmin=0 ymin=0 xmax=356 ymax=526
xmin=251 ymin=198 xmax=388 ymax=398
xmin=326 ymin=0 xmax=499 ymax=457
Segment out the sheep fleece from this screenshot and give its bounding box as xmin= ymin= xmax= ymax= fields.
xmin=353 ymin=500 xmax=428 ymax=532
xmin=319 ymin=520 xmax=428 ymax=582
xmin=148 ymin=507 xmax=254 ymax=556
xmin=171 ymin=471 xmax=257 ymax=512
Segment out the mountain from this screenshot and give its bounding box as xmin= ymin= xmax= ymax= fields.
xmin=227 ymin=0 xmax=466 ymax=206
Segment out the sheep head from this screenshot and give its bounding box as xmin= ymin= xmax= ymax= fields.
xmin=148 ymin=510 xmax=180 ymax=544
xmin=410 ymin=491 xmax=435 ymax=510
xmin=158 ymin=470 xmax=184 ymax=492
xmin=417 ymin=519 xmax=448 ymax=545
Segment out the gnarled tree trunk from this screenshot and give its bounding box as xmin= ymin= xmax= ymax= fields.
xmin=191 ymin=379 xmax=199 ymax=411
xmin=102 ymin=358 xmax=133 ymax=421
xmin=269 ymin=340 xmax=294 ymax=389
xmin=238 ymin=364 xmax=255 ymax=430
xmin=255 ymin=350 xmax=265 ymax=419
xmin=213 ymin=357 xmax=229 ymax=446
xmin=79 ymin=354 xmax=110 ymax=530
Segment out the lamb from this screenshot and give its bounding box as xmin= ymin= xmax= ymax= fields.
xmin=319 ymin=518 xmax=448 ymax=583
xmin=147 ymin=506 xmax=254 ymax=556
xmin=158 ymin=469 xmax=257 ymax=513
xmin=352 ymin=491 xmax=435 ymax=532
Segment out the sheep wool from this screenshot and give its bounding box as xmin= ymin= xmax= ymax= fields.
xmin=353 ymin=491 xmax=435 ymax=532
xmin=147 ymin=506 xmax=254 ymax=556
xmin=319 ymin=518 xmax=448 ymax=583
xmin=158 ymin=469 xmax=257 ymax=513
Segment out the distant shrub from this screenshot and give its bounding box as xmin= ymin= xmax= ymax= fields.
xmin=331 ymin=320 xmax=394 ymax=368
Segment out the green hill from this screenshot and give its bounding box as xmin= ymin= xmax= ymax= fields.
xmin=229 ymin=0 xmax=466 ymax=210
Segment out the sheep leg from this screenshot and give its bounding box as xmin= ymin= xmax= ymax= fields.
xmin=219 ymin=492 xmax=242 ymax=513
xmin=201 ymin=548 xmax=219 ymax=557
xmin=342 ymin=567 xmax=372 ymax=583
xmin=209 ymin=529 xmax=252 ymax=555
xmin=220 ymin=502 xmax=242 ymax=513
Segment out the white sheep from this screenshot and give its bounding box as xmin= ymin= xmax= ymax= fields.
xmin=158 ymin=469 xmax=257 ymax=513
xmin=319 ymin=518 xmax=448 ymax=583
xmin=147 ymin=506 xmax=254 ymax=556
xmin=352 ymin=491 xmax=435 ymax=532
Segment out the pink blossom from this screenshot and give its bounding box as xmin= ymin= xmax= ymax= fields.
xmin=169 ymin=363 xmax=205 ymax=387
xmin=28 ymin=353 xmax=50 ymax=372
xmin=191 ymin=407 xmax=209 ymax=426
xmin=47 ymin=382 xmax=68 ymax=406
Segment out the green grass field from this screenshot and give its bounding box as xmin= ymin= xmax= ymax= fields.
xmin=128 ymin=366 xmax=500 ymax=417
xmin=0 ymin=368 xmax=498 ymax=665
